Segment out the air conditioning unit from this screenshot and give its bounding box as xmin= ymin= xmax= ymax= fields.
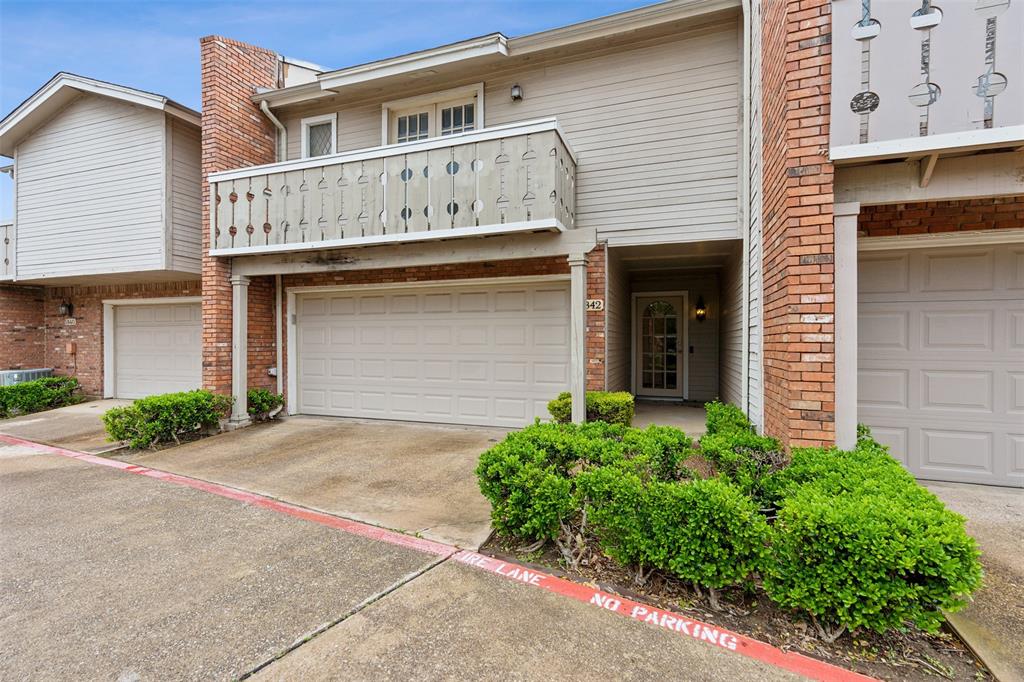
xmin=0 ymin=368 xmax=53 ymax=386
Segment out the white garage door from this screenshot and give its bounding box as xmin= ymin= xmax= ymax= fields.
xmin=295 ymin=280 xmax=571 ymax=427
xmin=858 ymin=243 xmax=1024 ymax=487
xmin=113 ymin=302 xmax=202 ymax=399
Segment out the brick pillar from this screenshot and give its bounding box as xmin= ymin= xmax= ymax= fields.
xmin=585 ymin=244 xmax=606 ymax=391
xmin=0 ymin=284 xmax=45 ymax=370
xmin=200 ymin=36 xmax=278 ymax=394
xmin=760 ymin=0 xmax=835 ymax=448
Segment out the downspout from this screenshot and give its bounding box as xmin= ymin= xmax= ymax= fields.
xmin=739 ymin=0 xmax=752 ymax=418
xmin=260 ymin=100 xmax=286 ymax=162
xmin=275 ymin=274 xmax=283 ymax=395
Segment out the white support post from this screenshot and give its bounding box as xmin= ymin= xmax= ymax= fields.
xmin=229 ymin=274 xmax=251 ymax=428
xmin=568 ymin=253 xmax=587 ymax=424
xmin=834 ymin=202 xmax=860 ymax=450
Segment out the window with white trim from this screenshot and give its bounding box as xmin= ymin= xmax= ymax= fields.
xmin=301 ymin=113 xmax=337 ymax=158
xmin=396 ymin=111 xmax=430 ymax=144
xmin=383 ymin=84 xmax=483 ymax=145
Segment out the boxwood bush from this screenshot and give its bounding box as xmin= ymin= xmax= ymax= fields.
xmin=547 ymin=391 xmax=635 ymax=426
xmin=477 ymin=403 xmax=983 ymax=640
xmin=0 ymin=376 xmax=82 ymax=419
xmin=247 ymin=388 xmax=284 ymax=421
xmin=103 ymin=389 xmax=232 ymax=449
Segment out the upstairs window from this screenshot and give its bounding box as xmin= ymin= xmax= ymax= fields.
xmin=383 ymin=84 xmax=483 ymax=145
xmin=301 ymin=113 xmax=337 ymax=158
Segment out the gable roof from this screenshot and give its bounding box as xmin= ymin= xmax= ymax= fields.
xmin=0 ymin=72 xmax=200 ymax=157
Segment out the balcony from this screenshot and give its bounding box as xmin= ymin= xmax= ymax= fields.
xmin=1 ymin=221 xmax=12 ymax=280
xmin=208 ymin=118 xmax=577 ymax=257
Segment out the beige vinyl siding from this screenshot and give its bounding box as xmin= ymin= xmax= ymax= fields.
xmin=168 ymin=118 xmax=201 ymax=274
xmin=605 ymin=250 xmax=631 ymax=392
xmin=278 ymin=20 xmax=741 ymax=246
xmin=745 ymin=2 xmax=764 ymax=429
xmin=14 ymin=95 xmax=165 ymax=279
xmin=719 ymin=251 xmax=743 ymax=405
xmin=631 ymin=270 xmax=720 ymax=400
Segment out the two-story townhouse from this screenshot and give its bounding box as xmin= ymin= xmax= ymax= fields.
xmin=0 ymin=73 xmax=204 ymax=399
xmin=202 ymin=0 xmax=1023 ymax=488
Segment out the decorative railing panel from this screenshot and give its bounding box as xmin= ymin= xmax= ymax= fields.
xmin=0 ymin=222 xmax=12 ymax=280
xmin=209 ymin=119 xmax=576 ymax=255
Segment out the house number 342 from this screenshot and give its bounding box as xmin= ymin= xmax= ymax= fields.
xmin=585 ymin=299 xmax=604 ymax=311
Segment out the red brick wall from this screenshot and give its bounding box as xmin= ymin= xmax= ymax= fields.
xmin=586 ymin=244 xmax=606 ymax=391
xmin=200 ymin=36 xmax=278 ymax=394
xmin=42 ymin=281 xmax=200 ymax=395
xmin=761 ymin=0 xmax=835 ymax=448
xmin=0 ymin=285 xmax=45 ymax=370
xmin=859 ymin=196 xmax=1024 ymax=236
xmin=247 ymin=275 xmax=277 ymax=391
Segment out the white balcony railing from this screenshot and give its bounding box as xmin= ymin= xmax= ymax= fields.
xmin=208 ymin=118 xmax=577 ymax=256
xmin=1 ymin=221 xmax=12 ymax=280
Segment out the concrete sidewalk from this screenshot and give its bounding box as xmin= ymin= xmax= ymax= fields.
xmin=927 ymin=481 xmax=1024 ymax=682
xmin=0 ymin=398 xmax=128 ymax=452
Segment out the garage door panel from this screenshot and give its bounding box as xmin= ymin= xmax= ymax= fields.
xmin=113 ymin=302 xmax=201 ymax=399
xmin=859 ymin=243 xmax=1021 ymax=487
xmin=296 ymin=282 xmax=571 ymax=427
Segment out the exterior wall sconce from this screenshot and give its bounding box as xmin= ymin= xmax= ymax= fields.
xmin=58 ymin=301 xmax=74 ymax=318
xmin=510 ymin=84 xmax=523 ymax=101
xmin=694 ymin=296 xmax=707 ymax=323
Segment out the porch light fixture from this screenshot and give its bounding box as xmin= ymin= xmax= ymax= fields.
xmin=510 ymin=83 xmax=523 ymax=101
xmin=694 ymin=296 xmax=707 ymax=323
xmin=58 ymin=301 xmax=74 ymax=318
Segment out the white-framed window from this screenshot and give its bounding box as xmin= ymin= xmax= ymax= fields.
xmin=300 ymin=113 xmax=337 ymax=158
xmin=381 ymin=83 xmax=484 ymax=145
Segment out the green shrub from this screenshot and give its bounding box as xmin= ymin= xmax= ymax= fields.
xmin=103 ymin=389 xmax=232 ymax=449
xmin=699 ymin=430 xmax=786 ymax=504
xmin=578 ymin=468 xmax=769 ymax=591
xmin=763 ymin=435 xmax=982 ymax=639
xmin=704 ymin=400 xmax=754 ymax=435
xmin=0 ymin=376 xmax=81 ymax=418
xmin=247 ymin=388 xmax=284 ymax=421
xmin=547 ymin=391 xmax=635 ymax=426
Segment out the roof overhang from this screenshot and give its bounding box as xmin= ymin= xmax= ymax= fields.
xmin=0 ymin=73 xmax=200 ymax=157
xmin=256 ymin=0 xmax=740 ymax=108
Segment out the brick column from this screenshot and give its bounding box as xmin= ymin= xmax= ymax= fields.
xmin=200 ymin=36 xmax=278 ymax=394
xmin=585 ymin=243 xmax=606 ymax=391
xmin=760 ymin=0 xmax=835 ymax=448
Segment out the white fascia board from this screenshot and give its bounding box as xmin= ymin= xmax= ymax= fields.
xmin=831 ymin=126 xmax=1024 ymax=163
xmin=210 ymin=219 xmax=564 ymax=257
xmin=208 ymin=117 xmax=575 ymax=183
xmin=317 ymin=34 xmax=509 ymax=91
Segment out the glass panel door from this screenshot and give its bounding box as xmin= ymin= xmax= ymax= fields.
xmin=634 ymin=295 xmax=685 ymax=398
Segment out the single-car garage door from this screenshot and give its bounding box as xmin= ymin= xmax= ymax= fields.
xmin=112 ymin=302 xmax=202 ymax=399
xmin=858 ymin=243 xmax=1024 ymax=487
xmin=295 ymin=280 xmax=571 ymax=427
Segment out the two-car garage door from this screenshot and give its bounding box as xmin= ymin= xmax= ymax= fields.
xmin=858 ymin=243 xmax=1024 ymax=487
xmin=295 ymin=280 xmax=572 ymax=427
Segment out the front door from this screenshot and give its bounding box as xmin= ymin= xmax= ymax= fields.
xmin=634 ymin=295 xmax=685 ymax=398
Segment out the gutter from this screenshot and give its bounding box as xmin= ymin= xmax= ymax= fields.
xmin=259 ymin=100 xmax=286 ymax=162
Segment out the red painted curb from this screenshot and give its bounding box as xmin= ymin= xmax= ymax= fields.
xmin=452 ymin=550 xmax=877 ymax=682
xmin=0 ymin=434 xmax=455 ymax=557
xmin=1 ymin=433 xmax=877 ymax=681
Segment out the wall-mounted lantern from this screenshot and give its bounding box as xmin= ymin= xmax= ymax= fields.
xmin=510 ymin=83 xmax=524 ymax=101
xmin=694 ymin=296 xmax=707 ymax=323
xmin=58 ymin=301 xmax=74 ymax=318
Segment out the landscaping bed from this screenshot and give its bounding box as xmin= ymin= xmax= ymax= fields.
xmin=476 ymin=397 xmax=988 ymax=681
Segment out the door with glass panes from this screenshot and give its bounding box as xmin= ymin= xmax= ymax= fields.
xmin=634 ymin=295 xmax=686 ymax=398
xmin=389 ymin=97 xmax=476 ymax=144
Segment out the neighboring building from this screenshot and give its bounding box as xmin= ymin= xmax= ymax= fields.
xmin=200 ymin=0 xmax=1023 ymax=487
xmin=0 ymin=73 xmax=203 ymax=398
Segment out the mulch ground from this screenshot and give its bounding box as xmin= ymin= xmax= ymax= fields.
xmin=481 ymin=535 xmax=989 ymax=682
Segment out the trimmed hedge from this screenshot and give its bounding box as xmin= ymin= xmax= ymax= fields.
xmin=103 ymin=389 xmax=232 ymax=449
xmin=547 ymin=391 xmax=635 ymax=426
xmin=247 ymin=388 xmax=284 ymax=421
xmin=0 ymin=376 xmax=82 ymax=419
xmin=477 ymin=402 xmax=982 ymax=640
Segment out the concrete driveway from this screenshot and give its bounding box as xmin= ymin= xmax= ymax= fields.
xmin=127 ymin=416 xmax=503 ymax=548
xmin=0 ymin=398 xmax=128 ymax=452
xmin=1 ymin=437 xmax=828 ymax=681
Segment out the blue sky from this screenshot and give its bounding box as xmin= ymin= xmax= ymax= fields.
xmin=0 ymin=0 xmax=649 ymax=218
